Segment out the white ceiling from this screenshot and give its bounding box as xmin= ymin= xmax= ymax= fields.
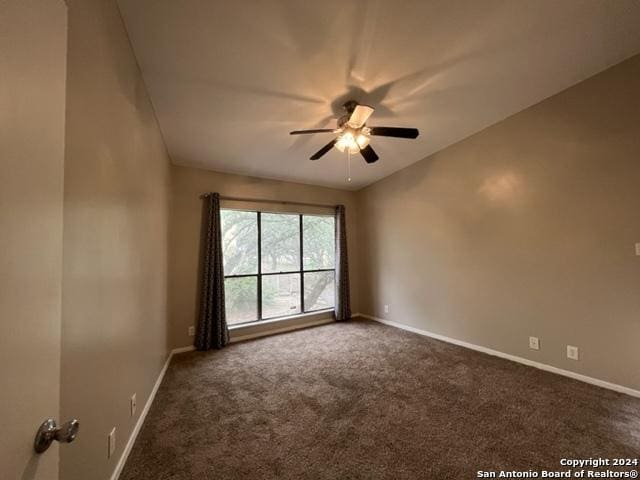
xmin=118 ymin=0 xmax=640 ymax=190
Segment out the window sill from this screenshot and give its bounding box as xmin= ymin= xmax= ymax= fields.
xmin=228 ymin=309 xmax=333 ymax=331
xmin=228 ymin=309 xmax=334 ymax=342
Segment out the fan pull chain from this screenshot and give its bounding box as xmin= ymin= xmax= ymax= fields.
xmin=347 ymin=150 xmax=352 ymax=183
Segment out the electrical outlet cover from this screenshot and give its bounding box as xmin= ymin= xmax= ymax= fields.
xmin=108 ymin=427 xmax=116 ymax=458
xmin=188 ymin=326 xmax=195 ymax=336
xmin=131 ymin=393 xmax=137 ymax=417
xmin=567 ymin=345 xmax=579 ymax=361
xmin=529 ymin=336 xmax=540 ymax=350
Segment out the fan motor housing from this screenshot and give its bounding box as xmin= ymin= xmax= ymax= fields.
xmin=338 ymin=100 xmax=360 ymax=127
xmin=343 ymin=100 xmax=359 ymax=114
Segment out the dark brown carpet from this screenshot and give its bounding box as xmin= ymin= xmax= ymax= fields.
xmin=121 ymin=320 xmax=640 ymax=479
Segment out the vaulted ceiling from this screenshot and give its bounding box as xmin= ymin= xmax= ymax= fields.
xmin=118 ymin=0 xmax=640 ymax=190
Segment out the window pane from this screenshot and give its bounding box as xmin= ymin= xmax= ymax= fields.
xmin=261 ymin=213 xmax=300 ymax=273
xmin=224 ymin=277 xmax=257 ymax=324
xmin=262 ymin=273 xmax=301 ymax=318
xmin=303 ymin=215 xmax=335 ymax=270
xmin=304 ymin=271 xmax=335 ymax=311
xmin=221 ymin=210 xmax=258 ymax=275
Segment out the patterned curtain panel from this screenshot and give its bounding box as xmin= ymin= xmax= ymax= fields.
xmin=334 ymin=205 xmax=351 ymax=321
xmin=196 ymin=192 xmax=229 ymax=350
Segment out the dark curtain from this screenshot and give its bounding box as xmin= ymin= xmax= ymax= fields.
xmin=196 ymin=192 xmax=229 ymax=350
xmin=334 ymin=205 xmax=351 ymax=321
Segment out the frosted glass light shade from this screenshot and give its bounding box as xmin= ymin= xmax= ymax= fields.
xmin=335 ymin=130 xmax=370 ymax=153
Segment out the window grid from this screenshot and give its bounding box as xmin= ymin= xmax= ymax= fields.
xmin=223 ymin=210 xmax=334 ymax=325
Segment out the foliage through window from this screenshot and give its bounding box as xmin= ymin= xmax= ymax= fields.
xmin=221 ymin=210 xmax=335 ymax=325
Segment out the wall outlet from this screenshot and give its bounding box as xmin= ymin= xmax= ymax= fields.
xmin=635 ymin=243 xmax=640 ymax=256
xmin=188 ymin=326 xmax=195 ymax=337
xmin=528 ymin=336 xmax=540 ymax=351
xmin=108 ymin=427 xmax=116 ymax=459
xmin=384 ymin=304 xmax=389 ymax=314
xmin=130 ymin=393 xmax=137 ymax=417
xmin=567 ymin=345 xmax=579 ymax=361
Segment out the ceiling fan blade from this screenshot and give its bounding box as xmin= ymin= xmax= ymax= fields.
xmin=290 ymin=129 xmax=336 ymax=135
xmin=347 ymin=105 xmax=375 ymax=128
xmin=360 ymin=145 xmax=379 ymax=164
xmin=310 ymin=139 xmax=337 ymax=160
xmin=369 ymin=127 xmax=419 ymax=139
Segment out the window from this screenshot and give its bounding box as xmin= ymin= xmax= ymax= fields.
xmin=221 ymin=210 xmax=335 ymax=325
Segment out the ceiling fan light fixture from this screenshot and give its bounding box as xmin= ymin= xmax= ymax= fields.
xmin=335 ymin=129 xmax=370 ymax=154
xmin=289 ymin=100 xmax=418 ymax=164
xmin=356 ymin=132 xmax=370 ymax=149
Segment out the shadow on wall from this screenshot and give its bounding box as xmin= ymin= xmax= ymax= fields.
xmin=107 ymin=1 xmax=155 ymax=124
xmin=21 ymin=455 xmax=41 ymax=480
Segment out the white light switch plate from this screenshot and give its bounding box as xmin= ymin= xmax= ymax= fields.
xmin=567 ymin=345 xmax=579 ymax=361
xmin=529 ymin=336 xmax=540 ymax=350
xmin=108 ymin=427 xmax=116 ymax=458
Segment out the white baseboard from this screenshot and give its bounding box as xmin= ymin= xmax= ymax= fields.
xmin=169 ymin=315 xmax=336 ymax=360
xmin=112 ymin=311 xmax=638 ymax=480
xmin=171 ymin=345 xmax=196 ymax=355
xmin=110 ymin=345 xmax=194 ymax=480
xmin=359 ymin=314 xmax=640 ymax=399
xmin=230 ymin=317 xmax=334 ymax=343
xmin=110 ymin=318 xmax=333 ymax=477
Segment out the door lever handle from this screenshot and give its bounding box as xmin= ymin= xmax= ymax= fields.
xmin=34 ymin=418 xmax=80 ymax=453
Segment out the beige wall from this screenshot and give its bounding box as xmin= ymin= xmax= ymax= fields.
xmin=3 ymin=5 xmax=638 ymax=480
xmin=0 ymin=1 xmax=67 ymax=479
xmin=357 ymin=54 xmax=640 ymax=391
xmin=169 ymin=165 xmax=360 ymax=349
xmin=60 ymin=1 xmax=171 ymax=479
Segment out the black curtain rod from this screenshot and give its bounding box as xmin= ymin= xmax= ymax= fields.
xmin=200 ymin=193 xmax=338 ymax=209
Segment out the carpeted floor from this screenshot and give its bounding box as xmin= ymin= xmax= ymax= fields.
xmin=120 ymin=320 xmax=640 ymax=479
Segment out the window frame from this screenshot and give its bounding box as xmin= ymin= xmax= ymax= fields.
xmin=222 ymin=209 xmax=335 ymax=325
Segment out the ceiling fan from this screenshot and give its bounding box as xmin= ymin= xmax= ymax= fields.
xmin=290 ymin=100 xmax=419 ymax=164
